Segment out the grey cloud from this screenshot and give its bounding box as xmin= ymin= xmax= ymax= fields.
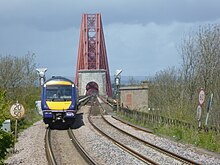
xmin=0 ymin=0 xmax=220 ymax=77
xmin=0 ymin=0 xmax=220 ymax=31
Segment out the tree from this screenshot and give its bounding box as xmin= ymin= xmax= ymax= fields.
xmin=0 ymin=90 xmax=10 ymax=123
xmin=0 ymin=53 xmax=36 ymax=89
xmin=179 ymin=34 xmax=199 ymax=101
xmin=148 ymin=67 xmax=184 ymax=118
xmin=0 ymin=53 xmax=41 ymax=162
xmin=149 ymin=23 xmax=220 ymax=126
xmin=180 ymin=23 xmax=220 ymax=126
xmin=0 ymin=53 xmax=39 ymax=107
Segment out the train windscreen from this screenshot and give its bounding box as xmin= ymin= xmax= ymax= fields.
xmin=46 ymin=85 xmax=72 ymax=101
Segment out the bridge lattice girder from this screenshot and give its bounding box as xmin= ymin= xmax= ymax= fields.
xmin=75 ymin=13 xmax=112 ymax=96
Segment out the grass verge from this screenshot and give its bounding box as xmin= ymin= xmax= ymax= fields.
xmin=118 ymin=112 xmax=220 ymax=153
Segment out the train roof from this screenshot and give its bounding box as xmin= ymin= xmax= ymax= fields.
xmin=45 ymin=76 xmax=74 ymax=84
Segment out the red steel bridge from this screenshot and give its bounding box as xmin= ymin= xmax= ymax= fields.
xmin=75 ymin=13 xmax=112 ymax=96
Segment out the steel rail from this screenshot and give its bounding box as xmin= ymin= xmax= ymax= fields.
xmin=97 ymin=96 xmax=202 ymax=165
xmin=67 ymin=128 xmax=97 ymax=165
xmin=112 ymin=115 xmax=153 ymax=134
xmin=88 ymin=100 xmax=159 ymax=165
xmin=45 ymin=128 xmax=57 ymax=165
xmin=99 ymin=95 xmax=153 ymax=134
xmin=101 ymin=112 xmax=202 ymax=165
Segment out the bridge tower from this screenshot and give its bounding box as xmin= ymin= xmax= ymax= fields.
xmin=75 ymin=13 xmax=112 ymax=96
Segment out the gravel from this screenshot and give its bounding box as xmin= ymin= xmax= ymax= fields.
xmin=91 ymin=116 xmax=182 ymax=165
xmin=104 ymin=115 xmax=220 ymax=165
xmin=4 ymin=106 xmax=147 ymax=165
xmin=73 ymin=105 xmax=147 ymax=165
xmin=4 ymin=103 xmax=220 ymax=165
xmin=50 ymin=129 xmax=88 ymax=165
xmin=4 ymin=120 xmax=47 ymax=165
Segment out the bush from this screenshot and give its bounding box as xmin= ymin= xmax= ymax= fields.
xmin=0 ymin=130 xmax=15 ymax=163
xmin=0 ymin=90 xmax=15 ymax=163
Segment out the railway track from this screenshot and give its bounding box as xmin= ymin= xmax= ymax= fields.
xmin=67 ymin=128 xmax=96 ymax=165
xmin=102 ymin=115 xmax=203 ymax=165
xmin=88 ymin=116 xmax=157 ymax=164
xmin=89 ymin=99 xmax=157 ymax=164
xmin=89 ymin=97 xmax=202 ymax=165
xmin=111 ymin=115 xmax=153 ymax=134
xmin=44 ymin=96 xmax=203 ymax=164
xmin=45 ymin=128 xmax=56 ymax=165
xmin=45 ymin=127 xmax=96 ymax=165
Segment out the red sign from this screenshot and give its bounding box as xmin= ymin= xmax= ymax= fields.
xmin=198 ymin=89 xmax=205 ymax=105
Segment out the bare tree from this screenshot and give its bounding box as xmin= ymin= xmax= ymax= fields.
xmin=0 ymin=53 xmax=36 ymax=89
xmin=179 ymin=23 xmax=220 ymax=126
xmin=0 ymin=53 xmax=38 ymax=102
xmin=179 ymin=34 xmax=200 ymax=101
xmin=148 ymin=67 xmax=185 ymax=118
xmin=149 ymin=23 xmax=220 ymax=126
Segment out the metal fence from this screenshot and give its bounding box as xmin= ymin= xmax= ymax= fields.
xmin=119 ymin=108 xmax=220 ymax=134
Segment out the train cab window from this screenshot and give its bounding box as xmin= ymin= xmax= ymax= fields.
xmin=46 ymin=85 xmax=72 ymax=101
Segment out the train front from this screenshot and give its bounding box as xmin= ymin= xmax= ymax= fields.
xmin=41 ymin=77 xmax=77 ymax=127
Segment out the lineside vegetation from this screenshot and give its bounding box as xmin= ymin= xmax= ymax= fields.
xmin=149 ymin=23 xmax=220 ymax=128
xmin=0 ymin=53 xmax=41 ymax=162
xmin=119 ymin=23 xmax=220 ymax=153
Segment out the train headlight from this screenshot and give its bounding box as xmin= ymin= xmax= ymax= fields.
xmin=44 ymin=111 xmax=52 ymax=115
xmin=66 ymin=112 xmax=74 ymax=117
xmin=43 ymin=111 xmax=52 ymax=118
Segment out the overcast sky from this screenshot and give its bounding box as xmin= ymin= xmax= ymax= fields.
xmin=0 ymin=0 xmax=220 ymax=78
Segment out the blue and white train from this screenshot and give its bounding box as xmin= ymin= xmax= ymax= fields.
xmin=41 ymin=76 xmax=78 ymax=127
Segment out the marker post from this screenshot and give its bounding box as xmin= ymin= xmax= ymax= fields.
xmin=205 ymin=93 xmax=213 ymax=131
xmin=10 ymin=101 xmax=25 ymax=152
xmin=197 ymin=88 xmax=205 ymax=130
xmin=115 ymin=69 xmax=122 ymax=113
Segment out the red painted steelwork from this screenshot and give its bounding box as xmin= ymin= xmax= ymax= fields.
xmin=75 ymin=13 xmax=112 ymax=96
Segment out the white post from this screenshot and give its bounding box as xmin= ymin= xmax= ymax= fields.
xmin=115 ymin=69 xmax=122 ymax=113
xmin=205 ymin=93 xmax=213 ymax=128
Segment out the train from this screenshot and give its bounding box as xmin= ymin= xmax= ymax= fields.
xmin=41 ymin=76 xmax=78 ymax=127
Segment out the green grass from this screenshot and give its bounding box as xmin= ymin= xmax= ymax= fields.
xmin=118 ymin=113 xmax=220 ymax=153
